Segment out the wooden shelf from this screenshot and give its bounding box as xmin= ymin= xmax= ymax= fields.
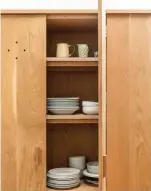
xmin=46 ymin=114 xmax=98 ymax=124
xmin=47 ymin=57 xmax=98 ymax=67
xmin=47 ymin=181 xmax=99 ymax=191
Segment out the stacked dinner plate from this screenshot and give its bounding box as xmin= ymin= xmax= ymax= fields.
xmin=47 ymin=168 xmax=81 ymax=189
xmin=83 ymin=161 xmax=99 ymax=185
xmin=47 ymin=97 xmax=80 ymax=115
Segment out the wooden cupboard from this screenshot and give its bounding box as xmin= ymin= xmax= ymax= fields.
xmin=1 ymin=9 xmax=151 ymax=191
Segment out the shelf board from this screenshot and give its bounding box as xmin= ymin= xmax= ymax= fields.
xmin=46 ymin=114 xmax=98 ymax=124
xmin=47 ymin=181 xmax=99 ymax=191
xmin=47 ymin=57 xmax=98 ymax=67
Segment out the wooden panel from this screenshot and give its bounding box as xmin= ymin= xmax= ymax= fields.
xmin=107 ymin=14 xmax=151 ymax=191
xmin=47 ymin=32 xmax=98 ymax=57
xmin=47 ymin=14 xmax=97 ymax=32
xmin=1 ymin=15 xmax=46 ymax=191
xmin=46 ymin=114 xmax=98 ymax=124
xmin=47 ymin=70 xmax=98 ymax=108
xmin=47 ymin=181 xmax=99 ymax=191
xmin=47 ymin=124 xmax=98 ymax=170
xmin=98 ymin=0 xmax=103 ymax=190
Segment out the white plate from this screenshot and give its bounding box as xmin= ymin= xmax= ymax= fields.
xmin=47 ymin=179 xmax=79 ymax=185
xmin=47 ymin=108 xmax=79 ymax=115
xmin=47 ymin=174 xmax=79 ymax=180
xmin=83 ymin=169 xmax=99 ymax=178
xmin=47 ymin=102 xmax=79 ymax=107
xmin=47 ymin=181 xmax=80 ymax=189
xmin=47 ymin=106 xmax=79 ymax=109
xmin=85 ymin=179 xmax=98 ymax=185
xmin=48 ymin=168 xmax=80 ymax=176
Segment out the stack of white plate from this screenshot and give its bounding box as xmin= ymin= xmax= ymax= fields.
xmin=82 ymin=101 xmax=98 ymax=115
xmin=47 ymin=97 xmax=80 ymax=115
xmin=47 ymin=168 xmax=81 ymax=189
xmin=83 ymin=161 xmax=99 ymax=185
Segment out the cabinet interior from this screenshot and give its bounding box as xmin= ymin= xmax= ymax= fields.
xmin=46 ymin=13 xmax=99 ymax=189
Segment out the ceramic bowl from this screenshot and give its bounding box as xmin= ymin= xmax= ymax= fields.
xmin=87 ymin=161 xmax=99 ymax=174
xmin=82 ymin=101 xmax=98 ymax=107
xmin=82 ymin=106 xmax=98 ymax=115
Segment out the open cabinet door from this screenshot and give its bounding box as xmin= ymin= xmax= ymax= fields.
xmin=1 ymin=15 xmax=46 ymax=191
xmin=107 ymin=13 xmax=151 ymax=191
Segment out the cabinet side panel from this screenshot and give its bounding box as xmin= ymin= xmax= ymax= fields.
xmin=16 ymin=15 xmax=46 ymax=191
xmin=1 ymin=15 xmax=46 ymax=191
xmin=1 ymin=15 xmax=18 ymax=191
xmin=107 ymin=14 xmax=151 ymax=191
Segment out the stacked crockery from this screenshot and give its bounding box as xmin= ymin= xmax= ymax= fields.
xmin=47 ymin=97 xmax=80 ymax=115
xmin=47 ymin=168 xmax=80 ymax=189
xmin=82 ymin=101 xmax=98 ymax=115
xmin=83 ymin=161 xmax=99 ymax=185
xmin=69 ymin=156 xmax=86 ymax=178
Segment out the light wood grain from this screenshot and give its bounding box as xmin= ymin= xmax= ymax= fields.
xmin=47 ymin=57 xmax=98 ymax=62
xmin=47 ymin=123 xmax=98 ymax=170
xmin=47 ymin=70 xmax=98 ymax=108
xmin=107 ymin=14 xmax=151 ymax=191
xmin=98 ymin=0 xmax=103 ymax=191
xmin=47 ymin=14 xmax=97 ymax=32
xmin=46 ymin=114 xmax=98 ymax=124
xmin=106 ymin=10 xmax=151 ymax=14
xmin=47 ymin=181 xmax=99 ymax=191
xmin=1 ymin=15 xmax=46 ymax=191
xmin=1 ymin=9 xmax=98 ymax=14
xmin=47 ymin=32 xmax=98 ymax=58
xmin=47 ymin=57 xmax=98 ymax=67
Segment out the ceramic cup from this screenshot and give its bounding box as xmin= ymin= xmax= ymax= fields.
xmin=69 ymin=156 xmax=86 ymax=178
xmin=77 ymin=44 xmax=91 ymax=58
xmin=56 ymin=43 xmax=75 ymax=58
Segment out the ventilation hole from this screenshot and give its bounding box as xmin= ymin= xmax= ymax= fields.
xmin=24 ymin=49 xmax=26 ymax=51
xmin=15 ymin=41 xmax=18 ymax=44
xmin=8 ymin=49 xmax=10 ymax=52
xmin=15 ymin=57 xmax=18 ymax=59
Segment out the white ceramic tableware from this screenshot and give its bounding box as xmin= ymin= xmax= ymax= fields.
xmin=85 ymin=179 xmax=98 ymax=185
xmin=82 ymin=101 xmax=98 ymax=107
xmin=83 ymin=169 xmax=99 ymax=178
xmin=69 ymin=156 xmax=86 ymax=169
xmin=82 ymin=106 xmax=98 ymax=115
xmin=87 ymin=161 xmax=99 ymax=174
xmin=56 ymin=43 xmax=75 ymax=58
xmin=47 ymin=168 xmax=80 ymax=176
xmin=48 ymin=107 xmax=79 ymax=115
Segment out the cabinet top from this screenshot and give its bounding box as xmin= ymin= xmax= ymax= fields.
xmin=1 ymin=9 xmax=98 ymax=15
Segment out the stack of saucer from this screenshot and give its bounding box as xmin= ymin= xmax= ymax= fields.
xmin=47 ymin=97 xmax=79 ymax=115
xmin=47 ymin=168 xmax=80 ymax=189
xmin=83 ymin=161 xmax=99 ymax=185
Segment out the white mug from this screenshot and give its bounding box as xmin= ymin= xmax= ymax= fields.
xmin=56 ymin=43 xmax=75 ymax=58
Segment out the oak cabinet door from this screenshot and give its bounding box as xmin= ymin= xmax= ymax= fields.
xmin=107 ymin=14 xmax=151 ymax=191
xmin=2 ymin=15 xmax=46 ymax=191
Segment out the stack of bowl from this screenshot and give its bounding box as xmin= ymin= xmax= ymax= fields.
xmin=68 ymin=156 xmax=86 ymax=178
xmin=82 ymin=101 xmax=98 ymax=115
xmin=83 ymin=161 xmax=99 ymax=185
